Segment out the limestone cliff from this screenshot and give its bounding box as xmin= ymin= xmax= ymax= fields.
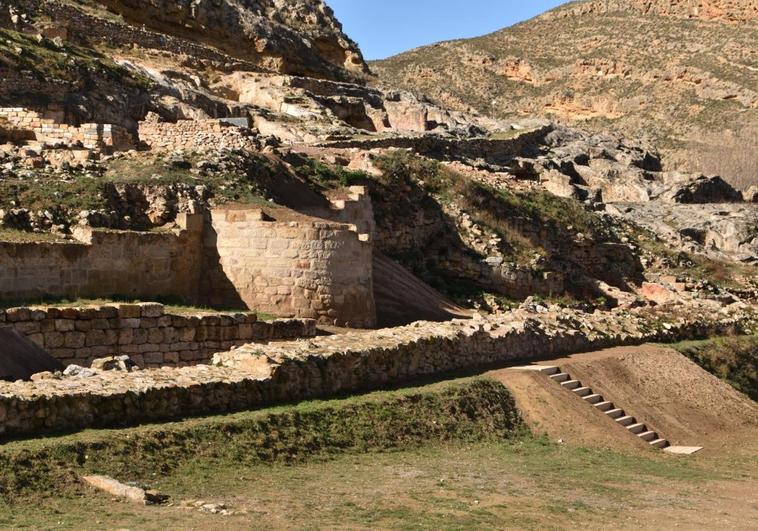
xmin=94 ymin=0 xmax=368 ymax=78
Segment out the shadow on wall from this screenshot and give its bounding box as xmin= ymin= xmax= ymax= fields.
xmin=200 ymin=219 xmax=248 ymax=311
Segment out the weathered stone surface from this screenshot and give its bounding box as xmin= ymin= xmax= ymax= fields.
xmin=1 ymin=304 xmax=316 ymax=368
xmin=81 ymin=475 xmax=167 ymax=505
xmin=0 ymin=300 xmax=753 ymax=439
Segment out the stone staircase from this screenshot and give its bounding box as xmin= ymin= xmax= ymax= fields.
xmin=538 ymin=365 xmax=669 ymax=449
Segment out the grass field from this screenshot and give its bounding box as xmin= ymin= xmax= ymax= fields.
xmin=0 ymin=376 xmax=754 ymax=529
xmin=2 ymin=438 xmax=754 ymax=530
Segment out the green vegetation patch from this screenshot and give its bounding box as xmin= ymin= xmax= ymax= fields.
xmin=0 ymin=378 xmax=522 ymax=498
xmin=0 ymin=28 xmax=150 ymax=89
xmin=670 ymin=335 xmax=758 ymax=400
xmin=294 ymin=159 xmax=369 ymax=189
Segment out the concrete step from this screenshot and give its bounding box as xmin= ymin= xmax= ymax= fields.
xmin=616 ymin=415 xmax=636 ymax=427
xmin=582 ymin=394 xmax=603 ymax=404
xmin=561 ymin=380 xmax=581 ymax=390
xmin=539 ymin=366 xmax=560 ymax=375
xmin=605 ymin=408 xmax=624 ymax=419
xmin=638 ymin=431 xmax=657 ymax=442
xmin=572 ymin=386 xmax=592 ymax=397
xmin=550 ymin=373 xmax=570 ymax=383
xmin=651 ymin=439 xmax=670 ymax=449
xmin=627 ymin=423 xmax=647 ymax=434
xmin=594 ymin=401 xmax=614 ymax=411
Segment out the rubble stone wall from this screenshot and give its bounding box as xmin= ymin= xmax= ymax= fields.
xmin=202 ymin=207 xmax=376 ymax=327
xmin=0 ymin=303 xmax=316 ymax=368
xmin=0 ymin=214 xmax=203 ymax=305
xmin=321 ymin=126 xmax=552 ymax=165
xmin=0 ymin=108 xmax=133 ymax=151
xmin=138 ymin=118 xmax=257 ymax=151
xmin=0 ymin=302 xmax=752 ymax=438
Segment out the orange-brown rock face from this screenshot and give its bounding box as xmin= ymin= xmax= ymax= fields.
xmin=374 ymin=0 xmax=758 ymax=189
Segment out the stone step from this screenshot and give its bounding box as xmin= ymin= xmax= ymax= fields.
xmin=616 ymin=415 xmax=636 ymax=427
xmin=594 ymin=401 xmax=614 ymax=411
xmin=638 ymin=431 xmax=657 ymax=442
xmin=539 ymin=366 xmax=560 ymax=375
xmin=650 ymin=439 xmax=670 ymax=449
xmin=550 ymin=373 xmax=570 ymax=383
xmin=561 ymin=380 xmax=581 ymax=390
xmin=605 ymin=408 xmax=624 ymax=419
xmin=627 ymin=423 xmax=647 ymax=434
xmin=582 ymin=394 xmax=603 ymax=404
xmin=572 ymin=386 xmax=592 ymax=397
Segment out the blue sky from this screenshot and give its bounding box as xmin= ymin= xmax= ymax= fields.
xmin=325 ymin=1 xmax=568 ymax=60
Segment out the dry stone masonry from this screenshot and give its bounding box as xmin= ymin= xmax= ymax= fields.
xmin=0 ymin=303 xmax=316 ymax=368
xmin=0 ymin=197 xmax=376 ymax=326
xmin=0 ymin=300 xmax=753 ymax=438
xmin=138 ymin=118 xmax=258 ymax=152
xmin=0 ymin=108 xmax=134 ymax=152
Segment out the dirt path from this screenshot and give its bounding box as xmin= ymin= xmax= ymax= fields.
xmin=490 ymin=344 xmax=758 ymax=455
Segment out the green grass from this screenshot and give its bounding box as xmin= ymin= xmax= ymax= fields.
xmin=670 ymin=335 xmax=758 ymax=400
xmin=0 ymin=379 xmax=521 ymax=497
xmin=0 ymin=229 xmax=70 ymax=243
xmin=0 ymin=377 xmax=754 ymax=529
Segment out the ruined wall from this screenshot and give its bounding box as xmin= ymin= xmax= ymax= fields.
xmin=0 ymin=303 xmax=315 ymax=368
xmin=0 ymin=108 xmax=134 ymax=151
xmin=0 ymin=214 xmax=203 ymax=304
xmin=0 ymin=301 xmax=752 ymax=438
xmin=202 ymin=207 xmax=375 ymax=327
xmin=138 ymin=118 xmax=257 ymax=152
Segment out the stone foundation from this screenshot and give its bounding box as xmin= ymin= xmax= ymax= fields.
xmin=0 ymin=108 xmax=134 ymax=151
xmin=138 ymin=118 xmax=258 ymax=152
xmin=0 ymin=303 xmax=316 ymax=368
xmin=0 ymin=301 xmax=752 ymax=438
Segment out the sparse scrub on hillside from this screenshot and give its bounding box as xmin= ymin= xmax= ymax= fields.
xmin=0 ymin=28 xmax=150 ymax=89
xmin=671 ymin=336 xmax=758 ymax=400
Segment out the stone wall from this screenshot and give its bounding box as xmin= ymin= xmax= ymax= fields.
xmin=0 ymin=303 xmax=315 ymax=368
xmin=0 ymin=214 xmax=203 ymax=304
xmin=0 ymin=108 xmax=134 ymax=151
xmin=137 ymin=118 xmax=258 ymax=152
xmin=320 ymin=127 xmax=551 ymax=166
xmin=0 ymin=203 xmax=377 ymax=327
xmin=202 ymin=207 xmax=375 ymax=327
xmin=0 ymin=300 xmax=752 ymax=438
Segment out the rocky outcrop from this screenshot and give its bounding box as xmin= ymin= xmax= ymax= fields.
xmin=542 ymin=0 xmax=758 ymax=24
xmin=607 ymin=202 xmax=758 ymax=262
xmin=94 ymin=0 xmax=368 ymax=79
xmin=374 ymin=0 xmax=758 ymax=189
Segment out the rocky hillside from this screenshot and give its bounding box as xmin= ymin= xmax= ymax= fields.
xmin=373 ymin=0 xmax=758 ymax=189
xmin=0 ymin=0 xmax=755 ymax=322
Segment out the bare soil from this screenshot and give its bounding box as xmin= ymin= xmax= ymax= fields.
xmin=491 ymin=345 xmax=758 ymax=455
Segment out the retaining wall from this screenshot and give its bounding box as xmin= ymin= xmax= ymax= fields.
xmin=0 ymin=303 xmax=316 ymax=368
xmin=202 ymin=207 xmax=376 ymax=327
xmin=0 ymin=108 xmax=133 ymax=151
xmin=138 ymin=119 xmax=257 ymax=152
xmin=0 ymin=215 xmax=203 ymax=305
xmin=0 ymin=302 xmax=752 ymax=438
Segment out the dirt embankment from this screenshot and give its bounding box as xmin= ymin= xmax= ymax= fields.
xmin=492 ymin=345 xmax=758 ymax=455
